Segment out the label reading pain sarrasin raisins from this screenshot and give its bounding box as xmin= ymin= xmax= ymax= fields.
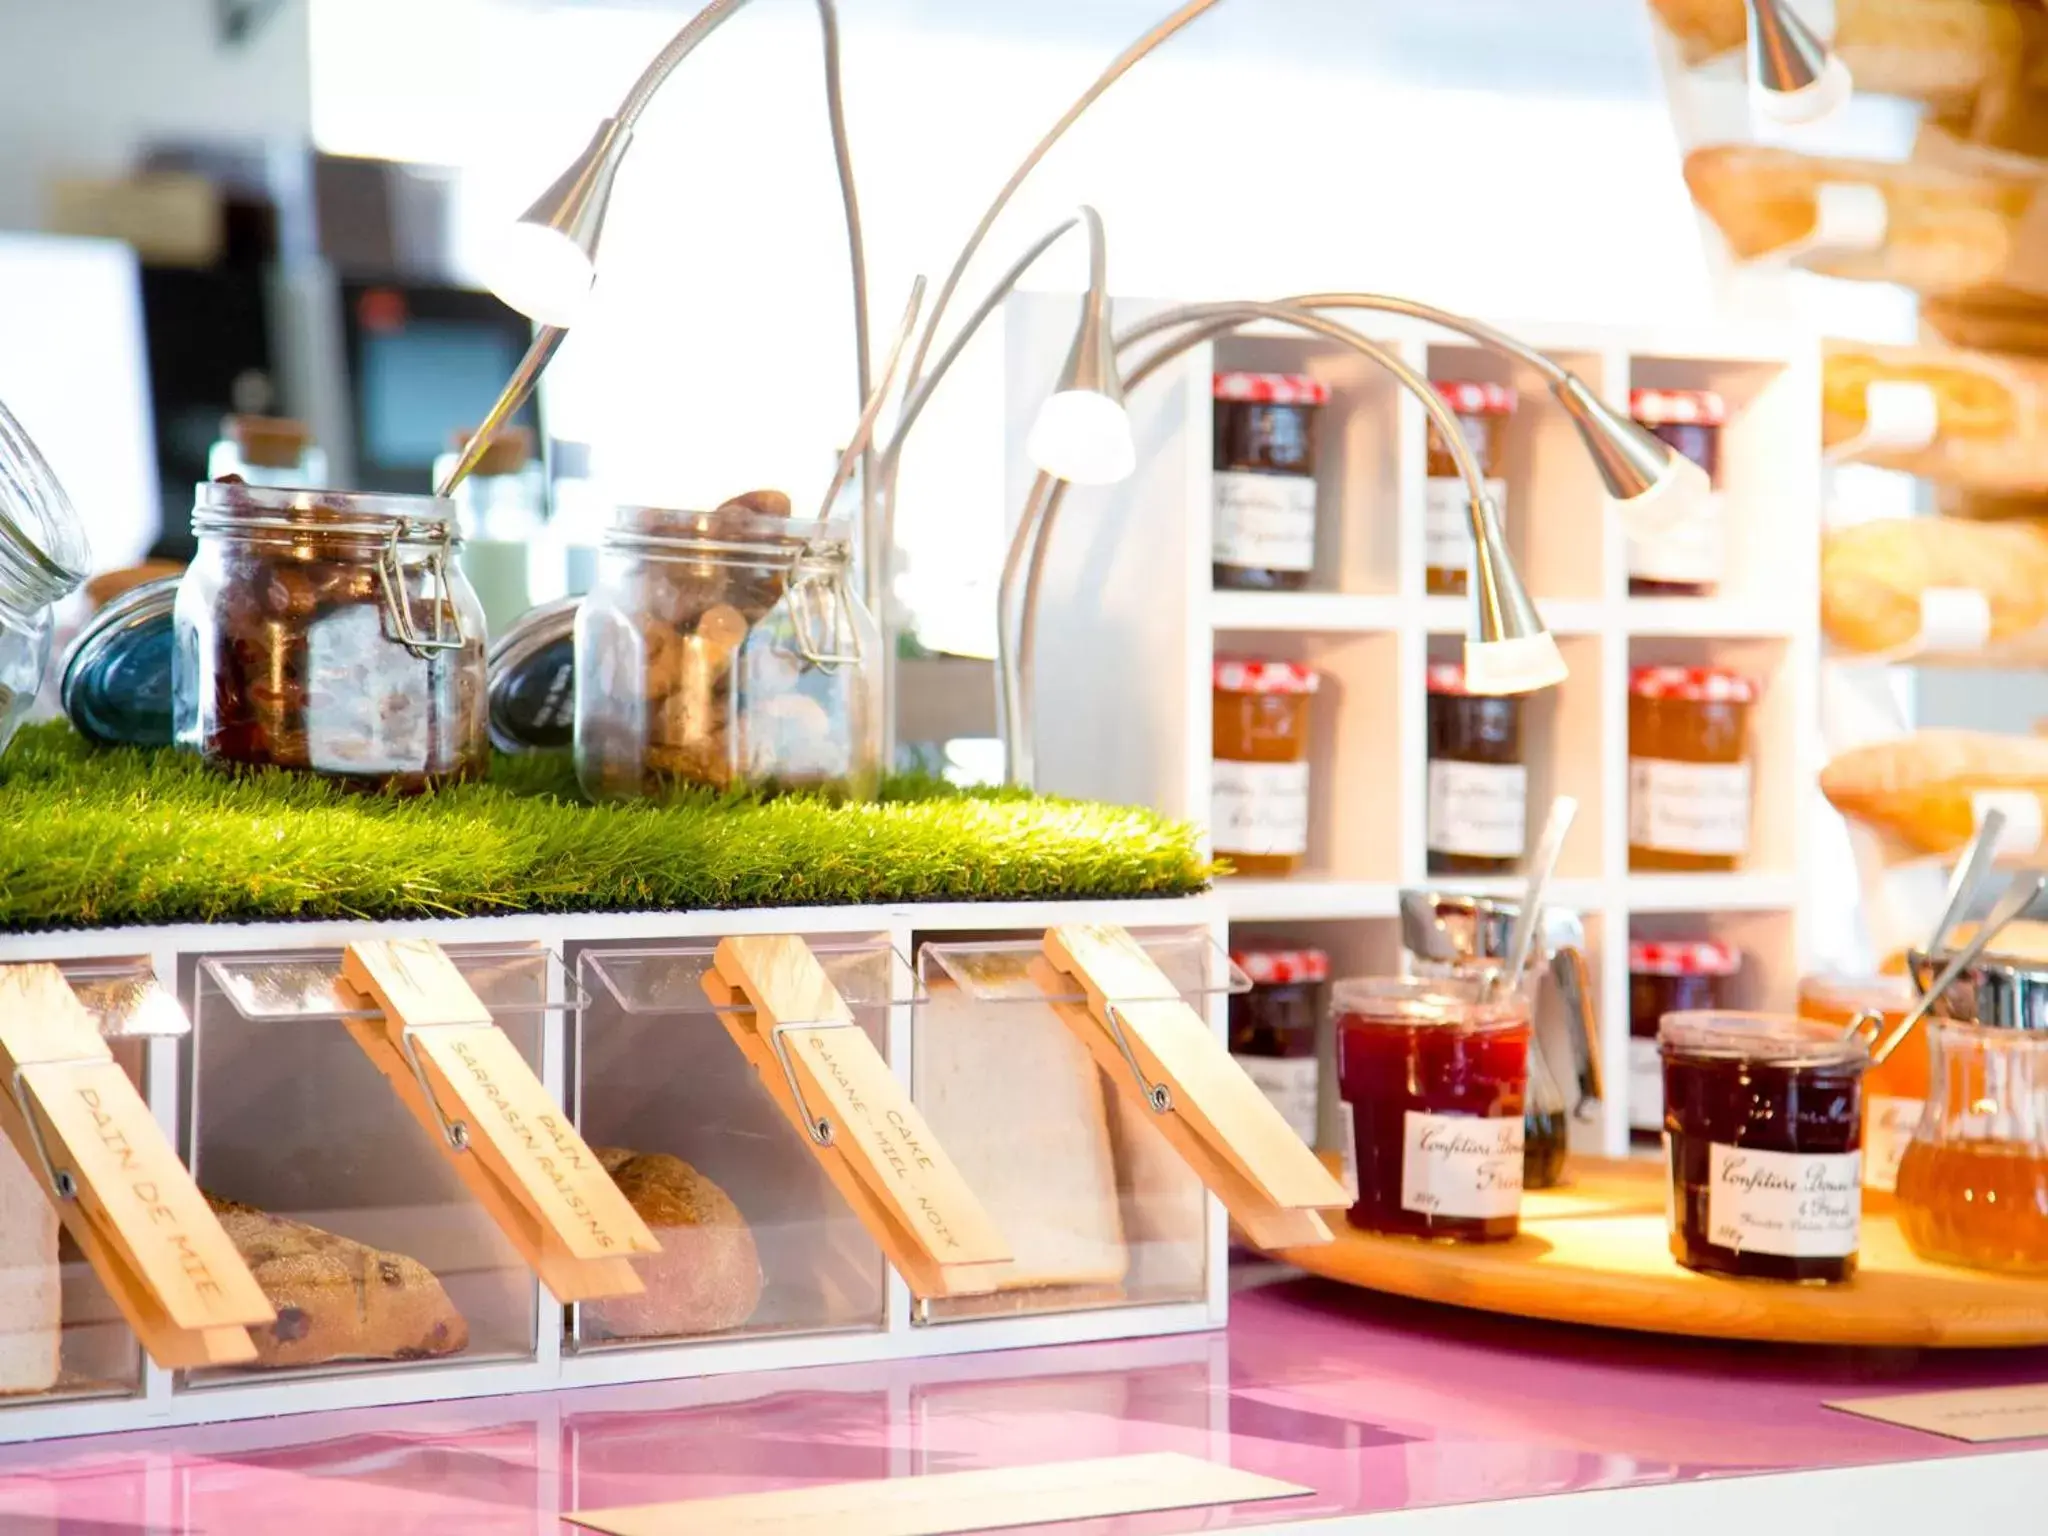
xmin=1707 ymin=1144 xmax=1861 ymax=1257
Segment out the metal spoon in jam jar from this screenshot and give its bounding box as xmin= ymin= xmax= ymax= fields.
xmin=1855 ymin=867 xmax=2048 ymax=1066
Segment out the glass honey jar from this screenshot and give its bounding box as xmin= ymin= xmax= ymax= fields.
xmin=1895 ymin=950 xmax=2048 ymax=1276
xmin=1211 ymin=658 xmax=1318 ymax=877
xmin=1797 ymin=973 xmax=1928 ymax=1194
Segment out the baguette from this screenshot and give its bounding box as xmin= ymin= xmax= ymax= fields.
xmin=1820 ymin=729 xmax=2048 ymax=856
xmin=1823 ymin=340 xmax=2048 ymax=492
xmin=1685 ymin=144 xmax=2038 ymax=293
xmin=1822 ymin=516 xmax=2048 ymax=654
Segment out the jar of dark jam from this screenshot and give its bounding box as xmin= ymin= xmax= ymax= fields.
xmin=1660 ymin=1012 xmax=1867 ymax=1284
xmin=1426 ymin=663 xmax=1527 ymax=875
xmin=1628 ymin=389 xmax=1726 ymax=598
xmin=172 ymin=482 xmax=488 ymax=791
xmin=1212 ymin=372 xmax=1327 ymax=592
xmin=1229 ymin=944 xmax=1330 ymax=1145
xmin=1627 ymin=939 xmax=1740 ymax=1146
xmin=1335 ymin=975 xmax=1531 ymax=1243
xmin=1425 ymin=381 xmax=1515 ymax=598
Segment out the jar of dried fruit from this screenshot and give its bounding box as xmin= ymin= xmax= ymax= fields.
xmin=172 ymin=483 xmax=487 ymax=791
xmin=574 ymin=504 xmax=881 ymax=802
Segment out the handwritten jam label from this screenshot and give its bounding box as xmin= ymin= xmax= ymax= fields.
xmin=1863 ymin=1096 xmax=1926 ymax=1194
xmin=1211 ymin=759 xmax=1310 ymax=858
xmin=1423 ymin=475 xmax=1508 ymax=575
xmin=1628 ymin=758 xmax=1752 ymax=857
xmin=1400 ymin=1111 xmax=1523 ymax=1220
xmin=1214 ymin=471 xmax=1316 ymax=572
xmin=1707 ymin=1144 xmax=1861 ymax=1257
xmin=1235 ymin=1055 xmax=1318 ymax=1144
xmin=1628 ymin=1037 xmax=1664 ymax=1133
xmin=1427 ymin=758 xmax=1527 ymax=859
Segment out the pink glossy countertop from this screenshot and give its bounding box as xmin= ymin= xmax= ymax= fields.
xmin=0 ymin=1269 xmax=2043 ymax=1534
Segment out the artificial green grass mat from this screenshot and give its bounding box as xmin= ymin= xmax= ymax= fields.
xmin=0 ymin=722 xmax=1212 ymax=931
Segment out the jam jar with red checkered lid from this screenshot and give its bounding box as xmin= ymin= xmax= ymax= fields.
xmin=1426 ymin=661 xmax=1528 ymax=876
xmin=1628 ymin=388 xmax=1727 ymax=598
xmin=1627 ymin=665 xmax=1759 ymax=873
xmin=1629 ymin=938 xmax=1741 ymax=1145
xmin=1425 ymin=381 xmax=1516 ymax=597
xmin=1229 ymin=943 xmax=1330 ymax=1145
xmin=1212 ymin=657 xmax=1318 ymax=877
xmin=1212 ymin=372 xmax=1328 ymax=592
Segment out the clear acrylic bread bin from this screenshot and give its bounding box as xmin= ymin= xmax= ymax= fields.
xmin=0 ymin=958 xmax=178 ymax=1411
xmin=179 ymin=944 xmax=555 ymax=1387
xmin=570 ymin=938 xmax=913 ymax=1351
xmin=909 ymin=930 xmax=1247 ymax=1324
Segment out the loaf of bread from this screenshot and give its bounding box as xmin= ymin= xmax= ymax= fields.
xmin=1821 ymin=730 xmax=2048 ymax=856
xmin=1685 ymin=144 xmax=2038 ymax=293
xmin=1650 ymin=0 xmax=2024 ymax=117
xmin=1821 ymin=516 xmax=2048 ymax=654
xmin=0 ymin=1141 xmax=58 ymax=1396
xmin=206 ymin=1196 xmax=467 ymax=1369
xmin=1823 ymin=341 xmax=2048 ymax=492
xmin=580 ymin=1149 xmax=760 ymax=1341
xmin=1923 ymin=293 xmax=2048 ymax=355
xmin=914 ymin=976 xmax=1127 ymax=1290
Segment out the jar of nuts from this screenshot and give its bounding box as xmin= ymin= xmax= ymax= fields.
xmin=172 ymin=482 xmax=488 ymax=791
xmin=574 ymin=501 xmax=881 ymax=802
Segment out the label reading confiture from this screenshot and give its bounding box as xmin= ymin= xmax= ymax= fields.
xmin=1629 ymin=758 xmax=1752 ymax=856
xmin=1628 ymin=1036 xmax=1664 ymax=1133
xmin=1706 ymin=1144 xmax=1861 ymax=1258
xmin=1423 ymin=475 xmax=1509 ymax=575
xmin=1863 ymin=1096 xmax=1926 ymax=1194
xmin=1234 ymin=1054 xmax=1318 ymax=1144
xmin=1400 ymin=1110 xmax=1523 ymax=1220
xmin=1214 ymin=472 xmax=1316 ymax=573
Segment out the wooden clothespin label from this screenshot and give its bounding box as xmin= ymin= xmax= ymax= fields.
xmin=0 ymin=964 xmax=273 ymax=1369
xmin=340 ymin=940 xmax=658 ymax=1303
xmin=705 ymin=936 xmax=1010 ymax=1297
xmin=1038 ymin=925 xmax=1346 ymax=1249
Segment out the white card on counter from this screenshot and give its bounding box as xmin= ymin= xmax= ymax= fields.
xmin=1827 ymin=1384 xmax=2048 ymax=1445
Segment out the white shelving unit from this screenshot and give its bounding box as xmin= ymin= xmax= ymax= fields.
xmin=1005 ymin=296 xmax=1822 ymax=1156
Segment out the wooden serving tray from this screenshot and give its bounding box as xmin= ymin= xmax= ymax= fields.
xmin=1276 ymin=1156 xmax=2048 ymax=1348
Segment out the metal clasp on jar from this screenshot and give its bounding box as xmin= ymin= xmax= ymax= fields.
xmin=377 ymin=519 xmax=470 ymax=658
xmin=785 ymin=556 xmax=863 ymax=671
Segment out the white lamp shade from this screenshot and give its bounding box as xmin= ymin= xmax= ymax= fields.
xmin=1751 ymin=52 xmax=1853 ymax=126
xmin=1464 ymin=631 xmax=1568 ymax=697
xmin=1027 ymin=388 xmax=1136 ymax=486
xmin=1616 ymin=449 xmax=1712 ymax=530
xmin=485 ymin=222 xmax=599 ymax=329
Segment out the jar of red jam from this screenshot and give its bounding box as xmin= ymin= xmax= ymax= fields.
xmin=1212 ymin=658 xmax=1318 ymax=877
xmin=1212 ymin=372 xmax=1328 ymax=592
xmin=1426 ymin=663 xmax=1528 ymax=875
xmin=1335 ymin=975 xmax=1531 ymax=1243
xmin=1425 ymin=381 xmax=1515 ymax=598
xmin=1628 ymin=666 xmax=1758 ymax=873
xmin=1628 ymin=939 xmax=1741 ymax=1145
xmin=1660 ymin=1012 xmax=1868 ymax=1284
xmin=1798 ymin=973 xmax=1927 ymax=1193
xmin=1229 ymin=944 xmax=1330 ymax=1145
xmin=1628 ymin=389 xmax=1726 ymax=598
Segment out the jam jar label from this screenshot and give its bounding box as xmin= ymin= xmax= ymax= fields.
xmin=1426 ymin=758 xmax=1528 ymax=859
xmin=1863 ymin=1095 xmax=1926 ymax=1194
xmin=1628 ymin=758 xmax=1752 ymax=856
xmin=1706 ymin=1144 xmax=1862 ymax=1257
xmin=1423 ymin=475 xmax=1508 ymax=575
xmin=1627 ymin=1036 xmax=1663 ymax=1133
xmin=1213 ymin=471 xmax=1316 ymax=573
xmin=1400 ymin=1111 xmax=1524 ymax=1220
xmin=1210 ymin=758 xmax=1311 ymax=857
xmin=1234 ymin=1054 xmax=1318 ymax=1144
xmin=1626 ymin=488 xmax=1725 ymax=585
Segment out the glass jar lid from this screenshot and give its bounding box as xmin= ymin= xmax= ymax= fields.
xmin=1331 ymin=975 xmax=1528 ymax=1030
xmin=1906 ymin=950 xmax=2048 ymax=1033
xmin=487 ymin=595 xmax=579 ymax=753
xmin=1231 ymin=946 xmax=1329 ymax=986
xmin=1659 ymin=1010 xmax=1869 ymax=1069
xmin=0 ymin=396 xmax=90 ymax=602
xmin=1433 ymin=380 xmax=1517 ymax=417
xmin=606 ymin=504 xmax=846 ymax=560
xmin=1630 ymin=389 xmax=1728 ymax=427
xmin=1212 ymin=372 xmax=1330 ymax=406
xmin=192 ymin=481 xmax=456 ymax=539
xmin=59 ymin=574 xmax=179 ymax=747
xmin=1628 ymin=665 xmax=1759 ymax=703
